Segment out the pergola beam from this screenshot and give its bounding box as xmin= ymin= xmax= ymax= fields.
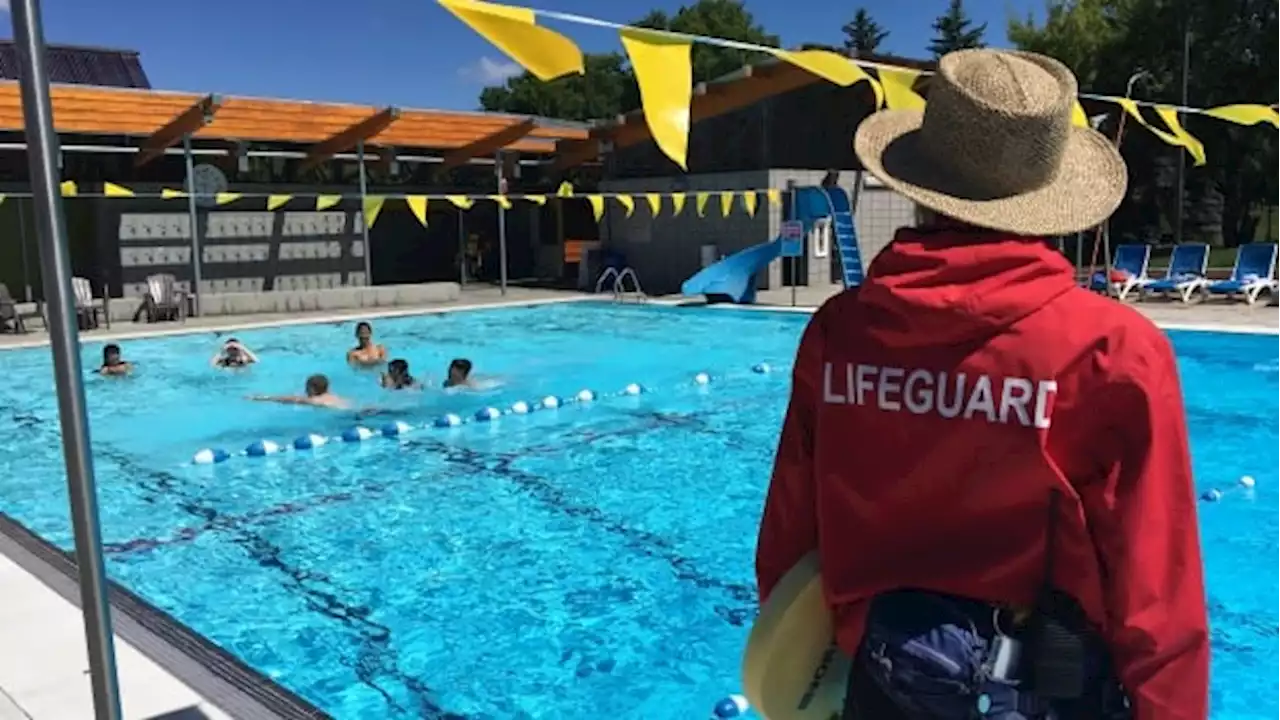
xmin=134 ymin=94 xmax=221 ymax=167
xmin=299 ymin=106 xmax=400 ymax=172
xmin=439 ymin=118 xmax=536 ymax=172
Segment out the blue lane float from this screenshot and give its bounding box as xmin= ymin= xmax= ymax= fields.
xmin=711 ymin=694 xmax=749 ymax=719
xmin=188 ymin=363 xmax=780 ymax=465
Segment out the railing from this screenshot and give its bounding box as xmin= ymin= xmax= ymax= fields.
xmin=593 ymin=266 xmax=646 ymax=303
xmin=613 ymin=267 xmax=646 ymax=303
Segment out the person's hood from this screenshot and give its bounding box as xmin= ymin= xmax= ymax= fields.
xmin=857 ymin=227 xmax=1078 ymax=348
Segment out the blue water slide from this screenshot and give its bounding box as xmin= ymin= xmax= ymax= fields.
xmin=680 ymin=240 xmax=783 ymax=304
xmin=794 ymin=186 xmax=864 ymax=289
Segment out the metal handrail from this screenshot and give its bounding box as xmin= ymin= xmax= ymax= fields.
xmin=613 ymin=267 xmax=646 ymax=303
xmin=594 ymin=267 xmax=620 ymax=294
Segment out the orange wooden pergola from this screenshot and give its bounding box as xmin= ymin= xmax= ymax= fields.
xmin=0 ymin=81 xmax=590 ymax=170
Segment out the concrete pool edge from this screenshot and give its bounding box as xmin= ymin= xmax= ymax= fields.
xmin=0 ymin=292 xmax=597 ymax=351
xmin=0 ymin=513 xmax=329 ymax=720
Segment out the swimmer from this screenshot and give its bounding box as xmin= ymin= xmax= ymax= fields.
xmin=98 ymin=343 xmax=133 ymax=376
xmin=380 ymin=359 xmax=420 ymax=390
xmin=211 ymin=338 xmax=259 ymax=368
xmin=248 ymin=374 xmax=351 ymax=409
xmin=346 ymin=321 xmax=387 ymax=367
xmin=442 ymin=358 xmax=474 ymax=389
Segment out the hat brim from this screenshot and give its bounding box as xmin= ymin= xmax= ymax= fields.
xmin=854 ymin=109 xmax=1128 ymax=237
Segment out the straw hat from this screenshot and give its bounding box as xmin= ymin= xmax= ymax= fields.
xmin=854 ymin=49 xmax=1127 ymax=236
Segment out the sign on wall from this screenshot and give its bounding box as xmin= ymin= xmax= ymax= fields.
xmin=779 ymin=220 xmax=804 ymax=258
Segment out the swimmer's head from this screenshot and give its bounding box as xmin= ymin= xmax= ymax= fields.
xmin=103 ymin=343 xmax=122 ymax=366
xmin=388 ymin=359 xmax=409 ymax=377
xmin=446 ymin=358 xmax=472 ymax=386
xmin=223 ymin=338 xmax=244 ymax=360
xmin=354 ymin=322 xmax=373 ymax=345
xmin=305 ymin=374 xmax=330 ymax=397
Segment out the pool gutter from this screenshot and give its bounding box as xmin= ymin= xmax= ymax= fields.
xmin=0 ymin=512 xmax=331 ymax=720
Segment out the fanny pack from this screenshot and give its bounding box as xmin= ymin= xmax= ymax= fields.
xmin=849 ymin=492 xmax=1131 ymax=720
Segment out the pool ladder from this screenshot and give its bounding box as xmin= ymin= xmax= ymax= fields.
xmin=594 ymin=267 xmax=647 ymax=303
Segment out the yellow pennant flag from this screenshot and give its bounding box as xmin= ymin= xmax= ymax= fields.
xmin=620 ymin=27 xmax=693 ymax=170
xmin=766 ymin=189 xmax=782 ymax=207
xmin=1071 ymin=101 xmax=1088 ymax=128
xmin=446 ymin=195 xmax=475 ymax=210
xmin=613 ymin=194 xmax=633 ymax=218
xmin=406 ymin=196 xmax=429 ymax=226
xmin=1202 ymin=104 xmax=1279 ymax=128
xmin=523 ymin=194 xmax=547 ymax=205
xmin=771 ymin=48 xmax=883 ymax=107
xmin=316 ymin=195 xmax=342 ymax=211
xmin=586 ymin=194 xmax=604 ymax=222
xmin=60 ymin=181 xmax=77 ymax=197
xmin=267 ymin=194 xmax=291 ymax=211
xmin=695 ymin=192 xmax=710 ymax=218
xmin=363 ymin=196 xmax=386 ymax=229
xmin=214 ymin=192 xmax=242 ymax=206
xmin=742 ymin=191 xmax=758 ymax=217
xmin=878 ymin=67 xmax=925 ymax=111
xmin=489 ymin=195 xmax=513 ymax=210
xmin=103 ymin=182 xmax=134 ymax=198
xmin=1153 ymin=106 xmax=1207 ymax=166
xmin=719 ymin=191 xmax=734 ymax=217
xmin=1116 ymin=99 xmax=1206 ymax=166
xmin=438 ymin=0 xmax=584 ymax=81
xmin=645 ymin=193 xmax=662 ymax=216
xmin=670 ymin=192 xmax=687 ymax=216
xmin=161 ymin=188 xmax=187 ymax=200
xmin=556 ymin=181 xmax=575 ymax=197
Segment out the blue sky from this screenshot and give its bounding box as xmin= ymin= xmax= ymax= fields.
xmin=4 ymin=0 xmax=1043 ymax=111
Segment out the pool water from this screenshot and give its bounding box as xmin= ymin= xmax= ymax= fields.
xmin=0 ymin=302 xmax=1274 ymax=719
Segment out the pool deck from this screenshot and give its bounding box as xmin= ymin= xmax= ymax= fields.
xmin=0 ymin=283 xmax=1274 ymax=720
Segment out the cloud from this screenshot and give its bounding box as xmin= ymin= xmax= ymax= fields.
xmin=0 ymin=0 xmax=9 ymax=13
xmin=457 ymin=56 xmax=523 ymax=84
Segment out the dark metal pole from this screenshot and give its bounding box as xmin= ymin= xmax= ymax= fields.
xmin=182 ymin=134 xmax=203 ymax=316
xmin=356 ymin=139 xmax=374 ymax=286
xmin=9 ymin=2 xmax=123 ymax=719
xmin=1174 ymin=27 xmax=1191 ymax=245
xmin=458 ymin=207 xmax=467 ymax=289
xmin=787 ymin=180 xmax=797 ymax=308
xmin=495 ymin=151 xmax=508 ymax=295
xmin=17 ymin=198 xmax=33 ymax=302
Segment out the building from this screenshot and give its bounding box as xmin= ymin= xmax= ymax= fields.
xmin=0 ymin=43 xmax=597 ymax=315
xmin=565 ymin=52 xmax=935 ymax=297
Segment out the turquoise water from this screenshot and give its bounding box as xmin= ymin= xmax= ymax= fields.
xmin=0 ymin=302 xmax=1274 ymax=719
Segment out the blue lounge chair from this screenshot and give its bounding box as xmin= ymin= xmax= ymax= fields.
xmin=1206 ymin=243 xmax=1278 ymax=305
xmin=1138 ymin=244 xmax=1210 ymax=303
xmin=1089 ymin=244 xmax=1151 ymax=300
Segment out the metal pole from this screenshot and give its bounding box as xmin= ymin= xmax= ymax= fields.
xmin=181 ymin=134 xmax=203 ymax=316
xmin=17 ymin=198 xmax=33 ymax=301
xmin=9 ymin=2 xmax=123 ymax=719
xmin=458 ymin=207 xmax=467 ymax=289
xmin=356 ymin=139 xmax=373 ymax=287
xmin=787 ymin=181 xmax=797 ymax=308
xmin=495 ymin=151 xmax=508 ymax=295
xmin=1174 ymin=27 xmax=1191 ymax=245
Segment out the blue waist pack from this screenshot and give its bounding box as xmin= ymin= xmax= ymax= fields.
xmin=855 ymin=590 xmax=1043 ymax=719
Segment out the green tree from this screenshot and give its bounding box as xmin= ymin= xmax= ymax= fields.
xmin=929 ymin=0 xmax=987 ymax=58
xmin=842 ymin=8 xmax=890 ymax=56
xmin=632 ymin=0 xmax=779 ymax=85
xmin=478 ymin=53 xmax=631 ymax=121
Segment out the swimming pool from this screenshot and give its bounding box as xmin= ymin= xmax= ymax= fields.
xmin=0 ymin=302 xmax=1274 ymax=719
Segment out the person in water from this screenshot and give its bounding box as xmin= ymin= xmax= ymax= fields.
xmin=381 ymin=359 xmax=420 ymax=390
xmin=442 ymin=358 xmax=473 ymax=388
xmin=249 ymin=374 xmax=350 ymax=409
xmin=211 ymin=338 xmax=258 ymax=368
xmin=756 ymin=49 xmax=1207 ymax=719
xmin=98 ymin=343 xmax=133 ymax=376
xmin=346 ymin=321 xmax=387 ymax=367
